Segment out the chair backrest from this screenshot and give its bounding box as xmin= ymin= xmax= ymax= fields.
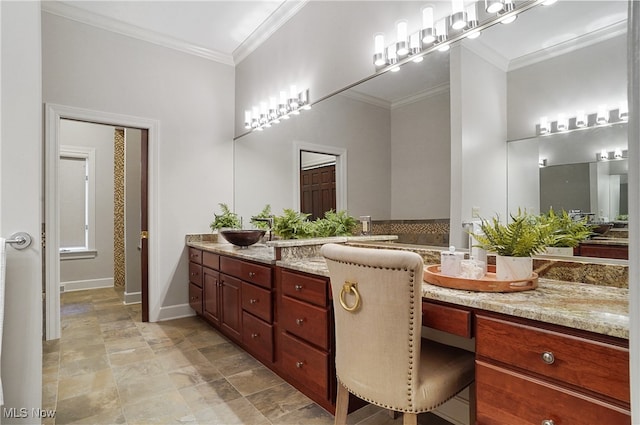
xmin=320 ymin=243 xmax=425 ymax=410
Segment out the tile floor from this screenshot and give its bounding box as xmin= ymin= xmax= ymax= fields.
xmin=42 ymin=287 xmax=454 ymax=425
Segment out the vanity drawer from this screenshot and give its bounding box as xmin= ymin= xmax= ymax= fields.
xmin=422 ymin=301 xmax=472 ymax=338
xmin=202 ymin=251 xmax=220 ymax=270
xmin=189 ymin=262 xmax=202 ymax=287
xmin=281 ymin=296 xmax=329 ymax=350
xmin=242 ymin=282 xmax=272 ymax=322
xmin=242 ymin=261 xmax=272 ymax=289
xmin=242 ymin=311 xmax=273 ymax=363
xmin=476 ymin=360 xmax=631 ymax=424
xmin=189 ymin=283 xmax=203 ymax=315
xmin=476 ymin=315 xmax=630 ymax=404
xmin=220 ymin=256 xmax=272 ymax=289
xmin=282 ymin=270 xmax=328 ymax=307
xmin=188 ymin=248 xmax=202 ymax=264
xmin=280 ymin=331 xmax=329 ymax=399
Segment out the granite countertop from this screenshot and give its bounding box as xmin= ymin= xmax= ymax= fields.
xmin=276 ymin=256 xmax=629 ymax=340
xmin=186 ymin=236 xmax=629 ymax=340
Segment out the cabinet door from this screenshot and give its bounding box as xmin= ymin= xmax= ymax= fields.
xmin=203 ymin=268 xmax=220 ymax=326
xmin=220 ymin=274 xmax=242 ymax=341
xmin=189 ymin=283 xmax=202 ymax=315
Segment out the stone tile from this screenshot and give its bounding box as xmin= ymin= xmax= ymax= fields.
xmin=179 ymin=379 xmax=243 ymax=412
xmin=55 ymin=386 xmax=120 ymax=424
xmin=193 ymin=396 xmax=270 ymax=425
xmin=212 ymin=351 xmax=262 ymax=377
xmin=154 ymin=347 xmax=210 ymax=372
xmin=111 ymin=358 xmax=165 ymax=387
xmin=117 ymin=373 xmax=176 ymax=407
xmin=100 ymin=318 xmax=138 ymax=333
xmin=108 ymin=345 xmax=155 ymax=367
xmin=58 ymin=368 xmax=116 ymax=401
xmin=102 ymin=324 xmax=144 ymax=342
xmin=168 ymin=362 xmax=223 ymax=389
xmin=60 ymin=342 xmax=107 ymax=364
xmin=122 ymin=389 xmax=194 ymax=425
xmin=147 ymin=334 xmax=195 ymax=355
xmin=226 ymin=366 xmax=285 ymax=396
xmin=104 ymin=335 xmax=149 ymax=354
xmin=186 ymin=328 xmax=228 ymax=348
xmin=198 ymin=341 xmax=243 ymax=363
xmin=42 ymin=350 xmax=60 ymax=369
xmin=271 ymin=402 xmax=335 ymax=425
xmin=246 ymin=382 xmax=314 ymax=421
xmin=68 ymin=407 xmax=127 ymax=425
xmin=59 ymin=354 xmax=110 ymax=378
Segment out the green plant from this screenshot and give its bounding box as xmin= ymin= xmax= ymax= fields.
xmin=313 ymin=210 xmax=358 ymax=237
xmin=473 ymin=209 xmax=552 ymax=257
xmin=272 ymin=209 xmax=315 ymax=239
xmin=209 ymin=203 xmax=241 ymax=231
xmin=250 ymin=204 xmax=272 ymax=229
xmin=538 ymin=208 xmax=593 ymax=248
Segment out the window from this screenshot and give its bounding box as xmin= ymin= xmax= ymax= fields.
xmin=59 ymin=145 xmax=97 ymax=259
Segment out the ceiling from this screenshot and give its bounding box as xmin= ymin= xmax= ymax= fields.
xmin=42 ymin=0 xmax=627 ymax=70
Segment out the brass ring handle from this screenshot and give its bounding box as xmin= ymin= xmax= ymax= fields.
xmin=339 ymin=281 xmax=361 ymax=312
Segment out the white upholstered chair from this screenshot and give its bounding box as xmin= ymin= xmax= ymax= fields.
xmin=320 ymin=243 xmax=475 ymax=425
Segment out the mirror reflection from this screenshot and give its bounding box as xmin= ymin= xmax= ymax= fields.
xmin=234 ymin=0 xmax=628 ymax=259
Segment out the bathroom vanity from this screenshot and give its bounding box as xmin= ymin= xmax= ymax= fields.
xmin=186 ymin=236 xmax=630 ymax=423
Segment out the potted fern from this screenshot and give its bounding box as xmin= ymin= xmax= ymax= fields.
xmin=210 ymin=203 xmax=241 ymax=243
xmin=538 ymin=208 xmax=593 ymax=256
xmin=473 ymin=210 xmax=552 ymax=281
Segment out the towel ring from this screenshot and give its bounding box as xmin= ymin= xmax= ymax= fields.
xmin=339 ymin=281 xmax=361 ymax=312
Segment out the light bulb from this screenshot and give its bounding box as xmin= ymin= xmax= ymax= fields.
xmin=485 ymin=0 xmax=504 ymax=14
xmin=614 ymin=148 xmax=623 ymax=159
xmin=575 ymin=110 xmax=587 ymax=128
xmin=373 ymin=34 xmax=386 ymax=67
xmin=619 ymin=102 xmax=628 ymax=121
xmin=596 ymin=105 xmax=608 ymax=125
xmin=421 ymin=7 xmax=436 ymax=44
xmin=396 ymin=20 xmax=409 ymax=56
xmin=539 ymin=116 xmax=549 ymax=135
xmin=244 ymin=110 xmax=252 ymax=129
xmin=600 ymin=149 xmax=609 ymax=160
xmin=557 ymin=114 xmax=567 ymax=131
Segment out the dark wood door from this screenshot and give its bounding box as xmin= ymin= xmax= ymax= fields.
xmin=203 ymin=268 xmax=220 ymax=326
xmin=220 ymin=274 xmax=242 ymax=340
xmin=300 ymin=165 xmax=336 ymax=220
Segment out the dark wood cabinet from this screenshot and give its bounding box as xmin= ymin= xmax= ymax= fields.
xmin=475 ymin=313 xmax=630 ymax=424
xmin=203 ymin=267 xmax=220 ymax=326
xmin=220 ymin=274 xmax=242 ymax=341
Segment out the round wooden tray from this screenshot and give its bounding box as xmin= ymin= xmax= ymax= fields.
xmin=423 ymin=264 xmax=538 ymax=292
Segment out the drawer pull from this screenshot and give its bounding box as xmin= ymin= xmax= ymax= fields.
xmin=541 ymin=351 xmax=555 ymax=365
xmin=191 ymin=272 xmax=198 ymax=276
xmin=294 ymin=284 xmax=303 ymax=291
xmin=541 ymin=420 xmax=555 ymax=425
xmin=296 ymin=361 xmax=305 ymax=368
xmin=251 ymin=332 xmax=259 ymax=339
xmin=295 ymin=318 xmax=305 ymax=326
xmin=249 ymin=298 xmax=258 ymax=304
xmin=248 ymin=272 xmax=256 ymax=278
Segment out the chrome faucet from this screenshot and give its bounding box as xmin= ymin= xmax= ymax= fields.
xmin=251 ymin=216 xmax=274 ymax=241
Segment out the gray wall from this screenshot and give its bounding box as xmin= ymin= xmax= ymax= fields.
xmin=59 ymin=120 xmax=115 ymax=288
xmin=42 ymin=12 xmax=235 ymax=316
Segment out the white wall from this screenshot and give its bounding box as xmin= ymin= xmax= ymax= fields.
xmin=391 ymin=90 xmax=451 ymax=219
xmin=42 ymin=12 xmax=235 ymax=316
xmin=450 ymin=43 xmax=508 ymax=247
xmin=1 ymin=1 xmax=43 ymax=422
xmin=59 ymin=120 xmax=115 ymax=288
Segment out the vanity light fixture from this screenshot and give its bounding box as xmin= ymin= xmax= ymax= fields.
xmin=387 ymin=44 xmax=400 ymax=72
xmin=619 ymin=102 xmax=628 ymax=121
xmin=596 ymin=105 xmax=609 ymax=125
xmin=465 ymin=3 xmax=481 ymax=39
xmin=614 ymin=148 xmax=623 ymax=159
xmin=450 ymin=0 xmax=467 ymax=30
xmin=498 ymin=0 xmax=517 ymax=24
xmin=409 ymin=33 xmax=424 ymax=62
xmin=539 ymin=116 xmax=550 ymax=135
xmin=597 ymin=149 xmax=628 ymax=161
xmin=421 ymin=6 xmax=436 ymax=44
xmin=575 ymin=110 xmax=587 ymax=128
xmin=599 ymin=149 xmax=609 ymax=160
xmin=373 ymin=34 xmax=386 ymax=68
xmin=396 ymin=20 xmax=409 ymax=57
xmin=556 ymin=113 xmax=568 ymax=131
xmin=245 ymin=86 xmax=311 ymax=132
xmin=485 ymin=0 xmax=504 ymax=14
xmin=435 ymin=19 xmax=450 ymax=52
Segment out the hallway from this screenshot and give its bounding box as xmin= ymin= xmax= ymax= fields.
xmin=42 ymin=287 xmax=453 ymax=425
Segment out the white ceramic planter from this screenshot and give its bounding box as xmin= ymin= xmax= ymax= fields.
xmin=544 ymin=246 xmax=574 ymax=257
xmin=495 ymin=255 xmax=533 ymax=281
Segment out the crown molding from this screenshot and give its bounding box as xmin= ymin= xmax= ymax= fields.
xmin=42 ymin=1 xmax=235 ymax=66
xmin=233 ymin=0 xmax=309 ymax=65
xmin=391 ymin=83 xmax=450 ymax=110
xmin=461 ymin=38 xmax=510 ymax=72
xmin=339 ymin=90 xmax=391 ymax=109
xmin=508 ymin=20 xmax=627 ymax=71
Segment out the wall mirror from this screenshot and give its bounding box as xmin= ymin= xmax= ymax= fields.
xmin=234 ymin=0 xmax=629 ymax=259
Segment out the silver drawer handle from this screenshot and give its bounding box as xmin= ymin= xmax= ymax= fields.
xmin=541 ymin=420 xmax=555 ymax=425
xmin=296 ymin=361 xmax=304 ymax=368
xmin=251 ymin=333 xmax=259 ymax=339
xmin=541 ymin=351 xmax=555 ymax=365
xmin=248 ymin=272 xmax=256 ymax=278
xmin=294 ymin=284 xmax=303 ymax=291
xmin=296 ymin=318 xmax=304 ymax=326
xmin=249 ymin=298 xmax=258 ymax=304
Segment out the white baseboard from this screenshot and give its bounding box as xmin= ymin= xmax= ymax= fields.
xmin=433 ymin=395 xmax=469 ymax=425
xmin=61 ymin=277 xmax=114 ymax=292
xmin=123 ymin=291 xmax=141 ymax=304
xmin=156 ymin=303 xmax=196 ymax=322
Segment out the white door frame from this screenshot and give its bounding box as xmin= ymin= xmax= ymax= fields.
xmin=293 ymin=141 xmax=348 ymax=213
xmin=45 ymin=103 xmax=159 ymax=340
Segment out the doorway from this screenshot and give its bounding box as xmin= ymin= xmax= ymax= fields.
xmin=45 ymin=104 xmax=158 ymax=340
xmin=300 ymin=151 xmax=336 ymax=219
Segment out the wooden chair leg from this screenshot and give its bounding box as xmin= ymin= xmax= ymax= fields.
xmin=334 ymin=382 xmax=350 ymax=425
xmin=402 ymin=412 xmax=418 ymax=425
